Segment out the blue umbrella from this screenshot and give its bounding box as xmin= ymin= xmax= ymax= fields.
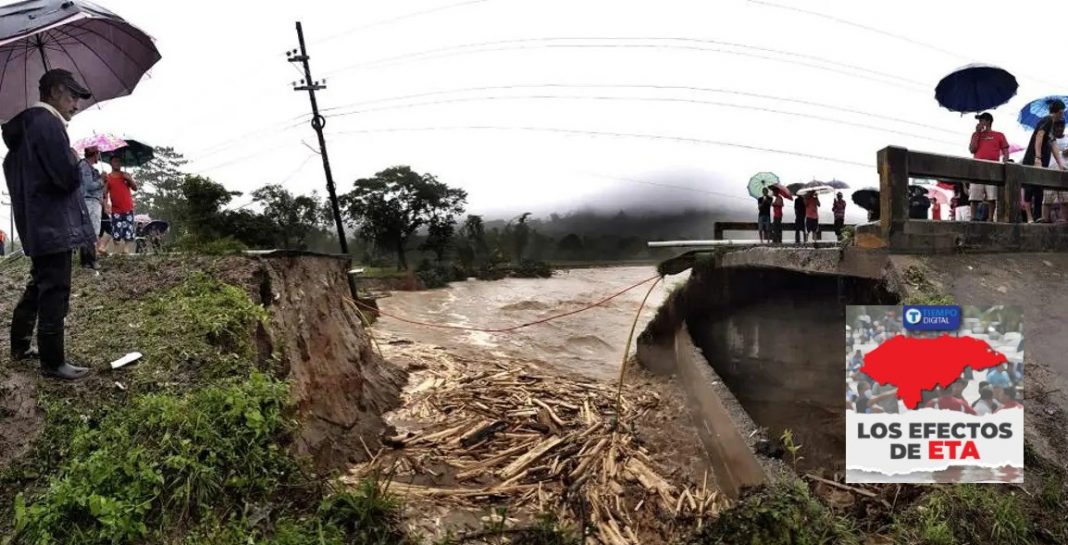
xmin=1017 ymin=95 xmax=1068 ymax=129
xmin=935 ymin=64 xmax=1018 ymax=114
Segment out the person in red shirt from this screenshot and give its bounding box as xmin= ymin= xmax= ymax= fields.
xmin=967 ymin=112 xmax=1009 ymax=222
xmin=102 ymin=156 xmax=138 ymax=255
xmin=771 ymin=187 xmax=784 ymax=243
xmin=804 ymin=192 xmax=821 ymax=241
xmin=924 ymin=380 xmax=977 ymax=414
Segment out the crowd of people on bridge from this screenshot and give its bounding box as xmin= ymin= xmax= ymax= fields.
xmin=757 ymin=187 xmax=848 ymax=244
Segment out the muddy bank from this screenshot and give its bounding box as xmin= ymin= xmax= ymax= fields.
xmin=258 ymin=255 xmax=407 ymax=468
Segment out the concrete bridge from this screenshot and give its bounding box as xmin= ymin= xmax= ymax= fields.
xmin=637 ymin=146 xmax=1068 ymax=498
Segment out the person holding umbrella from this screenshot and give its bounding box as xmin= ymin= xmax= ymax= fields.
xmin=968 ymin=112 xmax=1010 ymax=222
xmin=756 ymin=187 xmax=772 ymax=244
xmin=1022 ymin=99 xmax=1067 ymax=222
xmin=2 ymin=69 xmax=96 ymax=380
xmin=771 ymin=186 xmax=785 ymax=243
xmin=832 ymin=192 xmax=847 ymax=240
xmin=805 ymin=190 xmax=822 ymax=241
xmin=794 ymin=190 xmax=807 ymax=243
xmin=77 ymin=146 xmax=104 ymax=272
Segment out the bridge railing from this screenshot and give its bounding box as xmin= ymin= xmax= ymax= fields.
xmin=878 ymin=146 xmax=1068 ymax=233
xmin=712 ymin=221 xmax=842 ymax=240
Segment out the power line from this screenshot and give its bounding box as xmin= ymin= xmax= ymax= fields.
xmin=745 ymin=0 xmax=1060 ymax=89
xmin=184 ymin=116 xmax=309 ymax=160
xmin=324 ymin=93 xmax=959 ymax=146
xmin=321 ymin=37 xmax=928 ymax=91
xmin=313 ymin=0 xmax=497 ymax=45
xmin=189 ymin=138 xmax=301 ymax=174
xmin=319 ymin=83 xmax=958 ymax=135
xmin=328 ymin=125 xmax=877 ymax=168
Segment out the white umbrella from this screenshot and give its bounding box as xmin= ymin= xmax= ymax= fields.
xmin=796 ymin=185 xmax=835 ymax=196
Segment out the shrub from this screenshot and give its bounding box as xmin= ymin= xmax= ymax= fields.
xmin=14 ymin=373 xmax=295 ymax=545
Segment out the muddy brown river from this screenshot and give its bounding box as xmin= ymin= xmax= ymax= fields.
xmin=375 ymin=266 xmax=688 ymax=381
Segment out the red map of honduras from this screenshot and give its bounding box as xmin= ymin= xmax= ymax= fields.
xmin=859 ymin=334 xmax=1008 ymax=410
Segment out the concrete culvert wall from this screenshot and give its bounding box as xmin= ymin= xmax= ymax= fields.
xmin=638 ymin=253 xmax=898 ymax=488
xmin=687 ymin=267 xmax=897 ymax=473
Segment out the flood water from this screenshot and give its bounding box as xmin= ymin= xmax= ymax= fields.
xmin=374 ymin=266 xmax=688 ymax=380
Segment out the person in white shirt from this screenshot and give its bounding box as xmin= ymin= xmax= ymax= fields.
xmin=1043 ymin=121 xmax=1068 ymax=222
xmin=971 ymin=387 xmax=998 ymax=416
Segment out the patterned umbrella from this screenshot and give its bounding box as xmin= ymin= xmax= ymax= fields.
xmin=73 ymin=133 xmax=126 ymax=153
xmin=1017 ymin=96 xmax=1068 ymax=130
xmin=935 ymin=64 xmax=1018 ymax=114
xmin=747 ymin=172 xmax=780 ymax=199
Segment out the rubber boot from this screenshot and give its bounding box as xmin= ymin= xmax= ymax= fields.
xmin=38 ymin=332 xmax=87 ymax=380
xmin=10 ymin=297 xmax=36 ymax=359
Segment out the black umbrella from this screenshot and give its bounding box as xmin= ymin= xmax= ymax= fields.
xmin=0 ymin=0 xmax=161 ymax=121
xmin=100 ymin=139 xmax=153 ymax=167
xmin=787 ymin=182 xmax=806 ymax=195
xmin=852 ymin=188 xmax=879 ymax=211
xmin=935 ymin=64 xmax=1018 ymax=114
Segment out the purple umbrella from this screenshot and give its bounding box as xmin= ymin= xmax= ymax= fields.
xmin=0 ymin=0 xmax=161 ymax=122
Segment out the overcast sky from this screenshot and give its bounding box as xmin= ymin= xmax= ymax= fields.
xmin=6 ymin=0 xmax=1063 ymax=231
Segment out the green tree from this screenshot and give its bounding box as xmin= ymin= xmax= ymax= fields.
xmin=134 ymin=147 xmax=188 ymax=221
xmin=420 ymin=216 xmax=456 ymax=264
xmin=454 ymin=214 xmax=488 ymax=271
xmin=251 ymin=184 xmax=325 ymax=249
xmin=557 ymin=233 xmax=584 ymax=261
xmin=341 ymin=166 xmax=466 ymax=270
xmin=179 ymin=175 xmax=240 ymax=241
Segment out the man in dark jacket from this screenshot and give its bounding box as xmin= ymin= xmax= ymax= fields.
xmin=2 ymin=69 xmax=96 ymax=380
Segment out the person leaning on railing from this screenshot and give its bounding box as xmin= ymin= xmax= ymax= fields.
xmin=1022 ymin=99 xmax=1067 ymax=223
xmin=1044 ymin=121 xmax=1068 ymax=223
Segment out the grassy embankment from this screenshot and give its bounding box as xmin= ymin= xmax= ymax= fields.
xmin=0 ymin=257 xmax=416 ymax=545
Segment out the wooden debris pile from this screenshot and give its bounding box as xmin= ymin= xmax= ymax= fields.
xmin=346 ymin=362 xmax=727 ymax=545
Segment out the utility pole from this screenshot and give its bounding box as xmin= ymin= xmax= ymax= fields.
xmin=287 ymin=22 xmax=358 ymax=301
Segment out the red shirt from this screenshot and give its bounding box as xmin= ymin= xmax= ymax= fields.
xmin=973 ymin=130 xmax=1008 ymax=161
xmin=107 ymin=171 xmax=134 ymax=214
xmin=772 ymin=196 xmax=784 ymax=219
xmin=805 ymin=195 xmax=820 ymax=219
xmin=925 ymin=395 xmax=977 ymax=414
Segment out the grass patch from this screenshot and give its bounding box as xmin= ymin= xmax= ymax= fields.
xmin=900 ymin=265 xmax=955 ymax=305
xmin=0 ymin=266 xmax=411 ymax=545
xmin=891 ymin=485 xmax=1036 ymax=545
xmin=687 ymin=480 xmax=860 ymax=545
xmin=13 ymin=373 xmax=295 ymax=544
